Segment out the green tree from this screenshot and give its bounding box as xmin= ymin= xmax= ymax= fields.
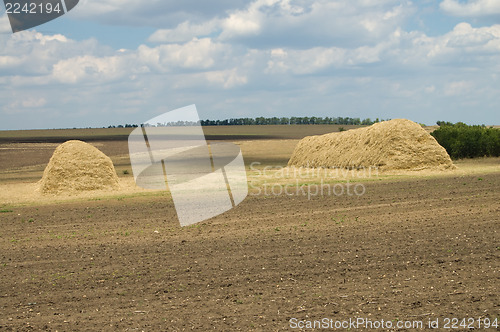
xmin=431 ymin=122 xmax=500 ymax=159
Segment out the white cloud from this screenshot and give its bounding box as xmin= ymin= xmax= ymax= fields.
xmin=147 ymin=0 xmax=414 ymax=48
xmin=2 ymin=15 xmax=499 ymax=82
xmin=205 ymin=68 xmax=248 ymax=88
xmin=147 ymin=0 xmax=274 ymax=43
xmin=4 ymin=96 xmax=48 ymax=115
xmin=0 ymin=56 xmax=24 ymax=68
xmin=440 ymin=0 xmax=500 ymax=17
xmin=71 ymin=0 xmax=249 ymax=28
xmin=160 ymin=39 xmax=216 ymax=69
xmin=446 ymin=22 xmax=497 ymax=47
xmin=372 ymin=23 xmax=500 ymax=69
xmin=0 ymin=13 xmax=11 ymax=34
xmin=76 ymin=0 xmax=125 ymax=15
xmin=427 ymin=23 xmax=500 ymax=63
xmin=137 ymin=45 xmax=160 ymax=70
xmin=52 ymin=55 xmax=128 ymax=83
xmin=1 ymin=1 xmax=500 ymax=129
xmin=220 ymin=0 xmax=275 ymax=39
xmin=148 ymin=20 xmax=220 ymax=43
xmin=444 ymin=80 xmax=474 ymax=96
xmin=424 ymin=85 xmax=436 ymax=94
xmin=155 ymin=38 xmax=231 ymax=70
xmin=266 ymin=47 xmax=347 ymax=74
xmin=0 ymin=30 xmax=106 ymax=76
xmin=8 ymin=97 xmax=47 ymax=109
xmin=229 ymin=0 xmax=412 ymax=47
xmin=22 ymin=97 xmax=47 ymax=108
xmin=265 ymin=42 xmax=386 ymax=75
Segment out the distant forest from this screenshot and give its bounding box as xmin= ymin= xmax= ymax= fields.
xmin=108 ymin=116 xmax=388 ymax=128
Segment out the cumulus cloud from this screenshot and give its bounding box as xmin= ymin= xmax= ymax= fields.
xmin=444 ymin=80 xmax=474 ymax=96
xmin=148 ymin=20 xmax=220 ymax=43
xmin=72 ymin=0 xmax=248 ymax=28
xmin=52 ymin=55 xmax=128 ymax=83
xmin=205 ymin=68 xmax=248 ymax=88
xmin=446 ymin=22 xmax=498 ymax=47
xmin=139 ymin=38 xmax=232 ymax=71
xmin=0 ymin=30 xmax=108 ymax=77
xmin=1 ymin=1 xmax=500 ymax=129
xmin=0 ymin=13 xmax=11 ymax=34
xmin=8 ymin=97 xmax=47 ymax=109
xmin=146 ymin=0 xmax=413 ymax=48
xmin=418 ymin=23 xmax=500 ymax=65
xmin=2 ymin=16 xmax=499 ymax=81
xmin=0 ymin=55 xmax=24 ymax=68
xmin=440 ymin=0 xmax=500 ymax=17
xmin=219 ymin=0 xmax=273 ymax=39
xmin=266 ymin=47 xmax=347 ymax=74
xmin=3 ymin=95 xmax=49 ymax=115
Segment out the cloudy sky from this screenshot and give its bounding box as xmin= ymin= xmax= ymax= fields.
xmin=1 ymin=0 xmax=499 ymax=130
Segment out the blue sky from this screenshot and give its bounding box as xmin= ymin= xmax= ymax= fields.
xmin=1 ymin=0 xmax=499 ymax=130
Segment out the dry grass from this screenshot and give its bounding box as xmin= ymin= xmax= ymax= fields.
xmin=39 ymin=140 xmax=119 ymax=194
xmin=288 ymin=119 xmax=454 ymax=171
xmin=1 ymin=126 xmax=498 ymax=208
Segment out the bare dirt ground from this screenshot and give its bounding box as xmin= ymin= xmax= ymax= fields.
xmin=0 ymin=173 xmax=498 ymax=330
xmin=0 ymin=129 xmax=499 ymax=331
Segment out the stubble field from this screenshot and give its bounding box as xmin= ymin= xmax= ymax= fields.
xmin=0 ymin=126 xmax=499 ymax=331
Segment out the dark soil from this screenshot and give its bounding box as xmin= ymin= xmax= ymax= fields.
xmin=0 ymin=173 xmax=499 ymax=331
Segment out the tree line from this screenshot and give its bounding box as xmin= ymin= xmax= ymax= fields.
xmin=107 ymin=116 xmax=386 ymax=128
xmin=431 ymin=122 xmax=500 ymax=159
xmin=200 ymin=116 xmax=384 ymax=126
